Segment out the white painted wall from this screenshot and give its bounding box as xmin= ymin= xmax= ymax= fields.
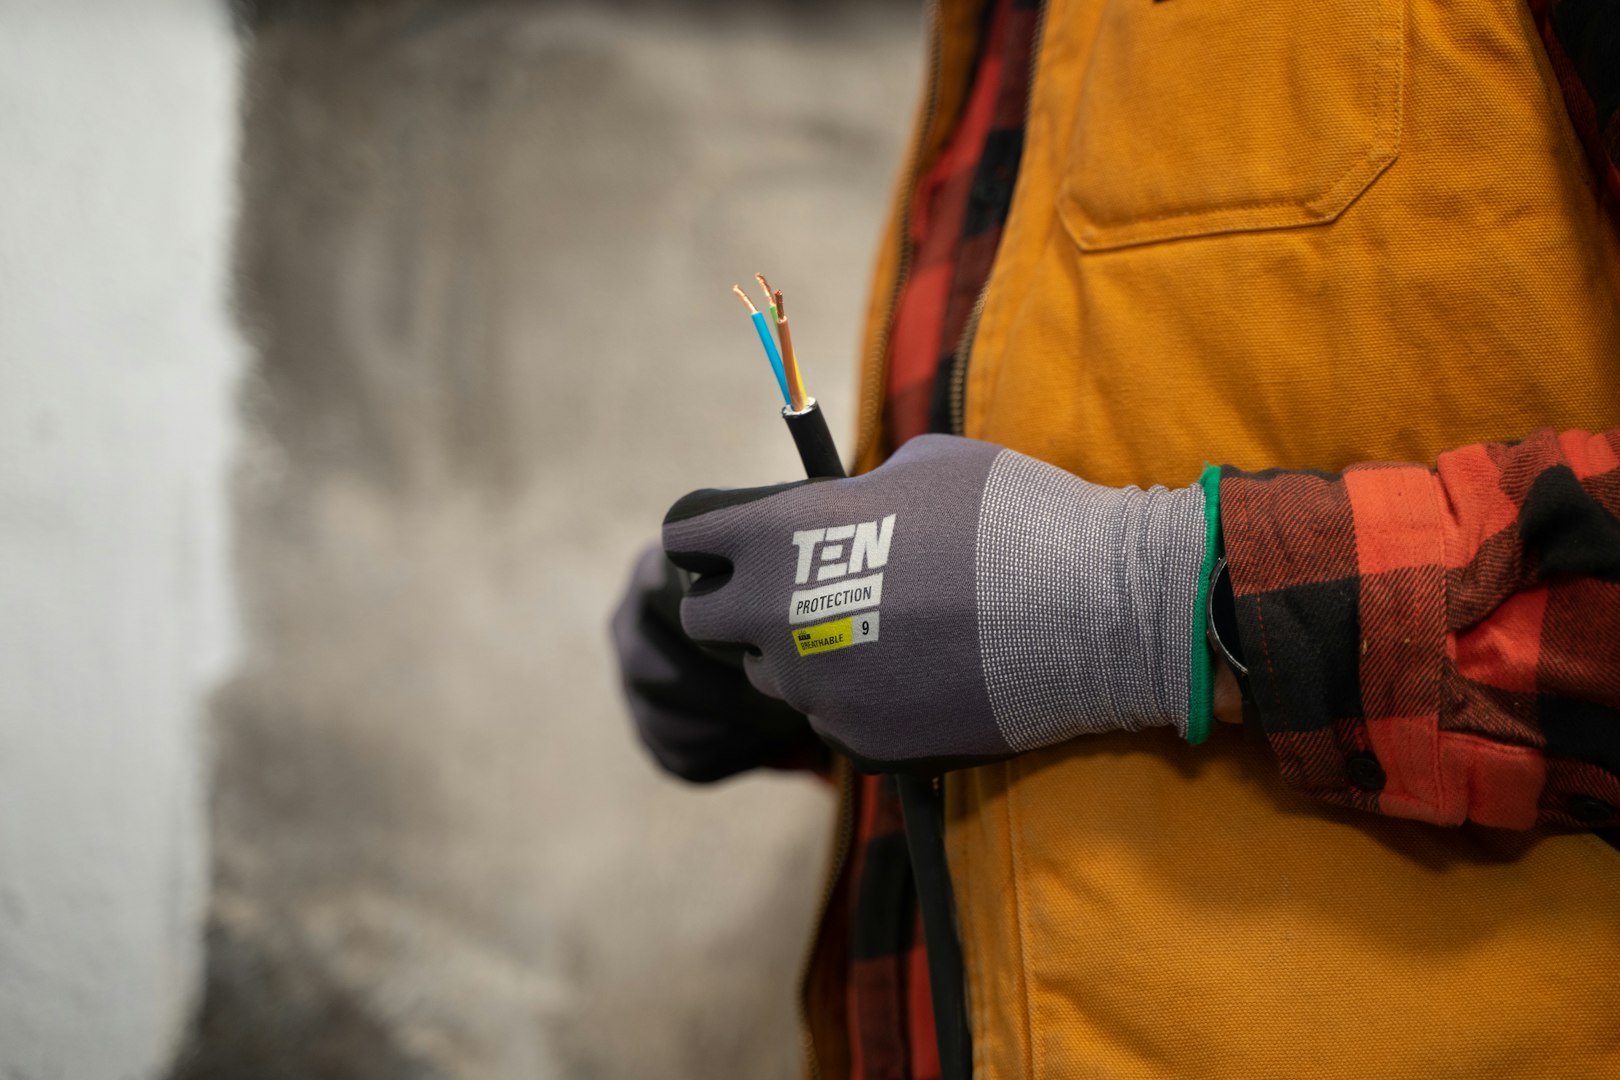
xmin=0 ymin=3 xmax=241 ymax=1077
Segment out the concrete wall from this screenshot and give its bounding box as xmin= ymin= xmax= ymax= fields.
xmin=0 ymin=3 xmax=241 ymax=1078
xmin=178 ymin=4 xmax=920 ymax=1077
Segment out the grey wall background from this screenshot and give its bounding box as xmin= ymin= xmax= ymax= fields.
xmin=0 ymin=3 xmax=241 ymax=1078
xmin=175 ymin=3 xmax=922 ymax=1078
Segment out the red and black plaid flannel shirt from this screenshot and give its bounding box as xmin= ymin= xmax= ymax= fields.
xmin=836 ymin=2 xmax=1620 ymax=1077
xmin=847 ymin=1 xmax=1038 ymax=1076
xmin=1223 ymin=430 xmax=1620 ymax=832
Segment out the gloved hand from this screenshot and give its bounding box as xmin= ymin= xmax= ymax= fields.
xmin=611 ymin=543 xmax=829 ymax=782
xmin=662 ymin=434 xmax=1212 ymax=771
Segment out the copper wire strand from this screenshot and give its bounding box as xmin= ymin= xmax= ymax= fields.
xmin=773 ymin=287 xmax=808 ymax=411
xmin=754 ymin=272 xmax=776 ymax=313
xmin=731 ymin=283 xmax=758 ymax=314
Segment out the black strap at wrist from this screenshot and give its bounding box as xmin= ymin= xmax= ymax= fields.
xmin=1205 ymin=556 xmax=1264 ymax=740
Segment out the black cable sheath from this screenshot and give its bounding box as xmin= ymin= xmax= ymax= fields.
xmin=894 ymin=775 xmax=972 ymax=1080
xmin=783 ymin=402 xmax=846 ymax=481
xmin=782 ymin=401 xmax=973 ymax=1080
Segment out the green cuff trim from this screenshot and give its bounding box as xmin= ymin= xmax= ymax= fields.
xmin=1186 ymin=465 xmax=1223 ymax=746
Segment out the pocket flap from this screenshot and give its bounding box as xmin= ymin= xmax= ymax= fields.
xmin=1058 ymin=0 xmax=1404 ymax=251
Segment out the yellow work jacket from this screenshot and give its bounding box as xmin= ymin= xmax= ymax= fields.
xmin=813 ymin=0 xmax=1620 ymax=1076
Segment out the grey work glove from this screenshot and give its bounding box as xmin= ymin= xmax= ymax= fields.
xmin=662 ymin=434 xmax=1210 ymax=772
xmin=611 ymin=543 xmax=830 ymax=782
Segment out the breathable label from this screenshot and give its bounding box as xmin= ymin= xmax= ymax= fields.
xmin=792 ymin=611 xmax=880 ymax=657
xmin=787 ymin=571 xmax=883 ymax=625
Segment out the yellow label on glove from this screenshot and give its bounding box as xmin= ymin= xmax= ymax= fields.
xmin=793 ymin=611 xmax=879 ymax=657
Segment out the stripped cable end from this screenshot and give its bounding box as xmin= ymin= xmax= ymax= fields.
xmin=771 ymin=286 xmax=809 ymax=413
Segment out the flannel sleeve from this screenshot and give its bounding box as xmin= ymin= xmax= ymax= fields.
xmin=1219 ymin=429 xmax=1620 ymax=830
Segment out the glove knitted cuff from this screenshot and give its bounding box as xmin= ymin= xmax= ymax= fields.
xmin=974 ymin=451 xmax=1209 ymax=748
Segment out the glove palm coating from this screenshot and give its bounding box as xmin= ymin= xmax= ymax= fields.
xmin=611 ymin=543 xmax=827 ymax=782
xmin=662 ymin=435 xmax=1209 ymax=772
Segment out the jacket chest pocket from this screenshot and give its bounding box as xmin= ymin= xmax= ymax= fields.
xmin=1057 ymin=0 xmax=1404 ymax=251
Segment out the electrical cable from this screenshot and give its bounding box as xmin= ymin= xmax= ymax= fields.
xmin=772 ymin=288 xmax=808 ymax=413
xmin=729 ymin=276 xmax=974 ymax=1080
xmin=732 ymin=284 xmax=792 ymax=409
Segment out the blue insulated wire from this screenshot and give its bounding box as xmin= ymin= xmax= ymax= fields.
xmin=751 ymin=310 xmax=792 ymax=407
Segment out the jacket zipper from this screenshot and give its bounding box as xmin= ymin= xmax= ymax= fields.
xmin=947 ymin=0 xmax=1049 ymax=437
xmin=947 ymin=290 xmax=986 ymax=435
xmin=802 ymin=6 xmax=947 ymax=1078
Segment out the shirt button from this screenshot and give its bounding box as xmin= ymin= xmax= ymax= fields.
xmin=1568 ymin=795 xmax=1615 ymax=825
xmin=1346 ymin=752 xmax=1387 ymax=791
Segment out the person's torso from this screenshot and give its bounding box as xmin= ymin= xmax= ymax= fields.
xmin=843 ymin=0 xmax=1620 ymax=1076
